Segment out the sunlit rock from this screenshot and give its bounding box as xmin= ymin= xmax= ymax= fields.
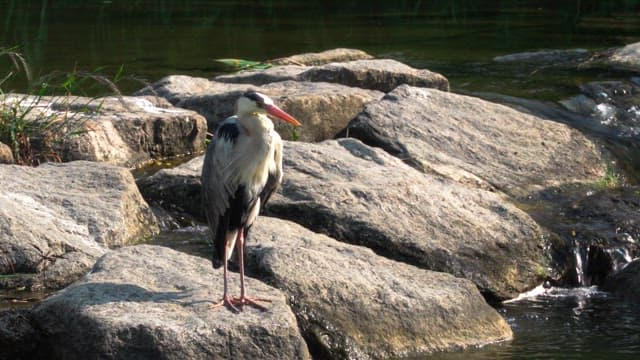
xmin=247 ymin=217 xmax=513 ymax=358
xmin=0 ymin=94 xmax=207 ymax=168
xmin=138 ymin=76 xmax=383 ymax=142
xmin=29 ymin=245 xmax=310 ymax=360
xmin=270 ymin=48 xmax=373 ymax=66
xmin=0 ymin=161 xmax=159 ymax=291
xmin=0 ymin=142 xmax=13 ymax=164
xmin=341 ymin=85 xmax=606 ymax=197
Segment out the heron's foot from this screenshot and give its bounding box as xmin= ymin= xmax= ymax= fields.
xmin=211 ymin=295 xmax=271 ymax=312
xmin=232 ymin=295 xmax=272 ymax=312
xmin=210 ymin=295 xmax=241 ymax=313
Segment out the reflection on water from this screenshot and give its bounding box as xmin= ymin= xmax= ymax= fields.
xmin=430 ymin=287 xmax=640 ymax=359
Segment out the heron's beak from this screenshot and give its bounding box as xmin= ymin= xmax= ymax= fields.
xmin=265 ymin=104 xmax=302 ymax=127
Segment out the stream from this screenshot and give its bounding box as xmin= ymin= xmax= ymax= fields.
xmin=2 ymin=1 xmax=640 ymax=358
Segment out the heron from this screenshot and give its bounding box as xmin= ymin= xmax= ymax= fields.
xmin=201 ymin=90 xmax=301 ymax=312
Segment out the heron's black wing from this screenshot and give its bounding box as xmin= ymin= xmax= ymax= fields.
xmin=258 ymin=135 xmax=283 ymax=212
xmin=202 ymin=118 xmax=243 ymax=268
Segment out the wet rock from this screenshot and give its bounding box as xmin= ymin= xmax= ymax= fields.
xmin=138 ymin=77 xmax=382 ymax=142
xmin=0 ymin=142 xmax=13 ymax=164
xmin=216 ymin=59 xmax=450 ymax=93
xmin=341 ymin=85 xmax=606 ymax=197
xmin=28 ymin=245 xmax=310 ymax=360
xmin=0 ymin=308 xmax=37 ymax=359
xmin=551 ymin=186 xmax=640 ymax=287
xmin=0 ymin=161 xmax=159 ymax=291
xmin=270 ymin=48 xmax=373 ymax=66
xmin=603 ymin=259 xmax=640 ymax=300
xmin=493 ymin=48 xmax=590 ymax=65
xmin=266 ymin=139 xmax=546 ymax=300
xmin=0 ymin=94 xmax=207 ymax=168
xmin=560 ymin=80 xmax=640 ymax=138
xmin=246 ymin=217 xmax=513 ymax=359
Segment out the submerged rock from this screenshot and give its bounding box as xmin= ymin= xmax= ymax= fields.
xmin=0 ymin=161 xmax=159 ymax=291
xmin=266 ymin=139 xmax=546 ymax=300
xmin=138 ymin=77 xmax=382 ymax=142
xmin=493 ymin=48 xmax=590 ymax=65
xmin=29 ymin=245 xmax=310 ymax=360
xmin=0 ymin=94 xmax=207 ymax=168
xmin=247 ymin=217 xmax=513 ymax=359
xmin=341 ymin=85 xmax=606 ymax=197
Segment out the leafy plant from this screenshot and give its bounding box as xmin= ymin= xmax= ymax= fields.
xmin=214 ymin=58 xmax=272 ymax=71
xmin=596 ymin=163 xmax=621 ymax=189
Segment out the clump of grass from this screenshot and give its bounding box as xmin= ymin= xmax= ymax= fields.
xmin=0 ymin=47 xmax=130 ymax=166
xmin=596 ymin=163 xmax=622 ymax=189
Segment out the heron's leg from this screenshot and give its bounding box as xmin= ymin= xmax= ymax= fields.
xmin=234 ymin=228 xmax=271 ymax=310
xmin=211 ymin=243 xmax=240 ymax=313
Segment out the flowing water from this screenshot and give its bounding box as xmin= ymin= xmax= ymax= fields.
xmin=2 ymin=1 xmax=640 ymax=358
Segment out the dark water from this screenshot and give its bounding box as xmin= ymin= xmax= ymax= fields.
xmin=430 ymin=287 xmax=640 ymax=360
xmin=2 ymin=1 xmax=640 ymax=358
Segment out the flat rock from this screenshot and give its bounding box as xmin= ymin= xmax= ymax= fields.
xmin=138 ymin=77 xmax=383 ymax=142
xmin=246 ymin=217 xmax=513 ymax=359
xmin=216 ymin=59 xmax=449 ymax=93
xmin=299 ymin=59 xmax=450 ymax=92
xmin=0 ymin=94 xmax=207 ymax=167
xmin=270 ymin=48 xmax=373 ymax=66
xmin=266 ymin=139 xmax=546 ymax=300
xmin=28 ymin=245 xmax=310 ymax=360
xmin=0 ymin=161 xmax=159 ymax=290
xmin=215 ymin=65 xmax=306 ymax=85
xmin=493 ymin=48 xmax=590 ymax=65
xmin=341 ymin=85 xmax=606 ymax=197
xmin=0 ymin=142 xmax=13 ymax=164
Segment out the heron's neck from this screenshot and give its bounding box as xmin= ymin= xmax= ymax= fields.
xmin=238 ymin=112 xmax=274 ymax=137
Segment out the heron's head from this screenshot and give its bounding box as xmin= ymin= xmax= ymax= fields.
xmin=237 ymin=91 xmax=301 ymax=126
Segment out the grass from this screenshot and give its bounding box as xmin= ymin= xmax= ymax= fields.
xmin=0 ymin=47 xmax=129 ymax=166
xmin=595 ymin=163 xmax=622 ymax=189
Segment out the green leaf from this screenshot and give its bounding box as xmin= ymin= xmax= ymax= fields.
xmin=214 ymin=58 xmax=272 ymax=71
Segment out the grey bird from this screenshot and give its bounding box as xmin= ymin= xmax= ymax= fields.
xmin=201 ymin=91 xmax=301 ymax=312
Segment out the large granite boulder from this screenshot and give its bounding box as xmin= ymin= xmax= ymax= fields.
xmin=134 ymin=139 xmax=546 ymax=300
xmin=246 ymin=217 xmax=513 ymax=359
xmin=0 ymin=161 xmax=159 ymax=291
xmin=27 ymin=245 xmax=310 ymax=360
xmin=266 ymin=139 xmax=546 ymax=300
xmin=0 ymin=94 xmax=207 ymax=167
xmin=340 ymin=85 xmax=606 ymax=197
xmin=138 ymin=77 xmax=382 ymax=142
